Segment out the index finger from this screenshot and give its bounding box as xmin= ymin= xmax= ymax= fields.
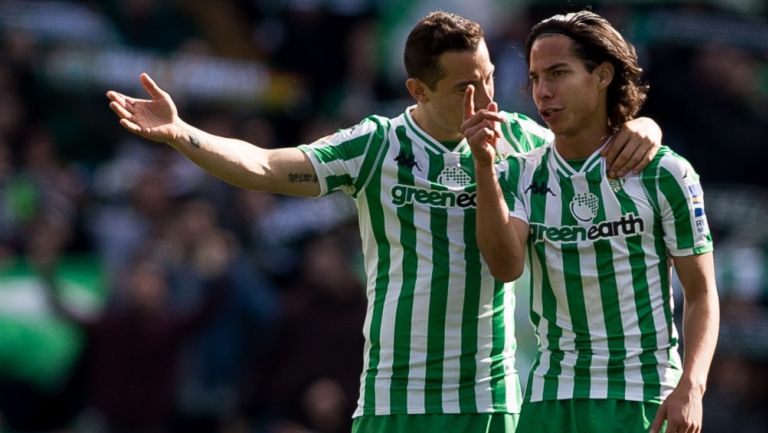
xmin=463 ymin=85 xmax=475 ymax=121
xmin=649 ymin=405 xmax=666 ymax=433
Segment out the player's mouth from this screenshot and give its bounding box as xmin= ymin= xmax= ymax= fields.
xmin=539 ymin=107 xmax=563 ymax=122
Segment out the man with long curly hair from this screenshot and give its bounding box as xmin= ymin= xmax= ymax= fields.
xmin=465 ymin=10 xmax=719 ymax=433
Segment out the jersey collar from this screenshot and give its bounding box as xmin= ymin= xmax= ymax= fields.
xmin=550 ymin=136 xmax=612 ymax=182
xmin=405 ymin=106 xmax=469 ymax=155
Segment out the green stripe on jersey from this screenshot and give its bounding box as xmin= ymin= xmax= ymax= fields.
xmin=658 ymin=167 xmax=695 ymax=251
xmin=390 ymin=126 xmax=418 ymax=411
xmin=613 ymin=184 xmax=662 ymax=401
xmin=560 ymin=175 xmax=594 ymax=399
xmin=585 ymin=172 xmax=626 ymax=399
xmin=360 ymin=131 xmax=392 ymax=415
xmin=424 ymin=147 xmax=449 ymax=412
xmin=640 ymin=161 xmax=679 ymax=356
xmin=525 ymin=152 xmax=565 ymax=402
xmin=458 ymin=201 xmax=481 ymax=413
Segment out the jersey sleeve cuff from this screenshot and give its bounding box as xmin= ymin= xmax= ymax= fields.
xmin=508 ymin=209 xmax=529 ymax=224
xmin=297 ymin=145 xmax=328 ymax=197
xmin=668 ymin=243 xmax=714 ymax=257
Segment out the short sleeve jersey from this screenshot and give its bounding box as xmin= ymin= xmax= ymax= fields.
xmin=500 ymin=143 xmax=713 ymax=404
xmin=298 ymin=107 xmax=552 ymax=416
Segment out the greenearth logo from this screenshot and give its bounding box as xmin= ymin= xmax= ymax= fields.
xmin=390 ymin=184 xmax=476 ymax=208
xmin=529 ymin=213 xmax=645 ymax=244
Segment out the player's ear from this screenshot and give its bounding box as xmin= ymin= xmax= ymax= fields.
xmin=596 ymin=61 xmax=614 ymax=90
xmin=406 ymin=78 xmax=430 ymax=103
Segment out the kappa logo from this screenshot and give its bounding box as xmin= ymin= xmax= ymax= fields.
xmin=395 ymin=150 xmax=422 ymax=171
xmin=526 ymin=181 xmax=556 ymax=197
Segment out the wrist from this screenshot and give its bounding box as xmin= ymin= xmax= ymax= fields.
xmin=169 ymin=119 xmax=193 ymax=148
xmin=474 ymin=159 xmax=496 ymax=174
xmin=677 ymin=376 xmax=707 ymax=397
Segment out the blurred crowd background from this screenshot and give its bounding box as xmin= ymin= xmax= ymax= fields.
xmin=0 ymin=0 xmax=766 ymax=432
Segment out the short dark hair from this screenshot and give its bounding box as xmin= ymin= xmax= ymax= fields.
xmin=525 ymin=10 xmax=649 ymax=130
xmin=404 ymin=11 xmax=484 ymax=89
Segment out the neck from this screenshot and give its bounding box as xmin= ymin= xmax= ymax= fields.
xmin=554 ymin=113 xmax=611 ymax=160
xmin=410 ymin=106 xmax=463 ymax=142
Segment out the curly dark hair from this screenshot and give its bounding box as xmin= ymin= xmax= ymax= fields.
xmin=404 ymin=11 xmax=484 ymax=90
xmin=525 ymin=10 xmax=649 ymax=131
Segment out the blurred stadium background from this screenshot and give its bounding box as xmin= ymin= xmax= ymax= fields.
xmin=0 ymin=0 xmax=766 ymax=432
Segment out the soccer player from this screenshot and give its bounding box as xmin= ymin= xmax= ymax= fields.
xmin=465 ymin=10 xmax=719 ymax=433
xmin=107 ymin=11 xmax=664 ymax=433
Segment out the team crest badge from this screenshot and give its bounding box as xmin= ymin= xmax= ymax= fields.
xmin=608 ymin=177 xmax=624 ymax=193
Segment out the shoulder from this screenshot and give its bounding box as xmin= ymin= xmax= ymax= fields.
xmin=641 ymin=146 xmax=699 ymax=183
xmin=499 ymin=111 xmax=552 ymax=137
xmin=502 ymin=144 xmax=550 ymax=182
xmin=303 ymin=115 xmax=390 ymax=149
xmin=498 ymin=111 xmax=554 ymax=152
xmin=524 ymin=143 xmax=551 ymax=160
xmin=339 ymin=115 xmax=391 ymax=140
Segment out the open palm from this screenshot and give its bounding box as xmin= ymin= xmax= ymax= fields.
xmin=106 ymin=73 xmax=181 ymax=143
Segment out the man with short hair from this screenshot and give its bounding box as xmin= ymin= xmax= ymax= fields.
xmin=107 ymin=11 xmax=663 ymax=432
xmin=465 ymin=10 xmax=719 ymax=433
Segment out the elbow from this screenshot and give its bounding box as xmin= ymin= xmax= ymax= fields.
xmin=487 ymin=261 xmax=524 ymax=283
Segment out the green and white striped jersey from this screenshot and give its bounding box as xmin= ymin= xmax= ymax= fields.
xmin=298 ymin=107 xmax=552 ymax=416
xmin=500 ymin=143 xmax=713 ymax=404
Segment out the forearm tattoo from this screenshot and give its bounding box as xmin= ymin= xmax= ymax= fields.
xmin=288 ymin=172 xmax=318 ymax=183
xmin=186 ymin=127 xmax=203 ymax=149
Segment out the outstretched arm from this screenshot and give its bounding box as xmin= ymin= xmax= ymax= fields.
xmin=650 ymin=252 xmax=719 ymax=433
xmin=462 ymin=85 xmax=528 ymax=282
xmin=107 ymin=73 xmax=320 ymax=197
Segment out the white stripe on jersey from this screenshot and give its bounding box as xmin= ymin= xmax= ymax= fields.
xmin=441 ymin=221 xmax=469 ymax=413
xmin=503 ymin=279 xmax=518 ymax=408
xmin=473 ymin=270 xmax=495 ymax=412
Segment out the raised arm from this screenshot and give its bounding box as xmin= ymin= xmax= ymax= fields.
xmin=462 ymin=85 xmax=528 ymax=282
xmin=650 ymin=252 xmax=719 ymax=433
xmin=107 ymin=73 xmax=320 ymax=197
